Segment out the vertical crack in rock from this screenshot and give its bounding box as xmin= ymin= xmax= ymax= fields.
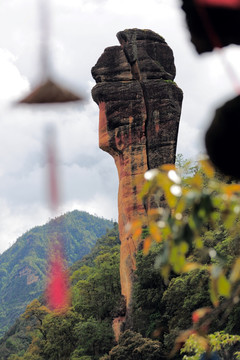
xmin=117 ymin=30 xmax=150 ymax=171
xmin=91 ymin=29 xmax=183 ymax=336
xmin=139 ymin=82 xmax=150 ymax=170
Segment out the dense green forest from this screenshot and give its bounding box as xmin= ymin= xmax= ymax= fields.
xmin=2 ymin=210 xmax=240 ymax=359
xmin=0 ymin=211 xmax=113 ymax=338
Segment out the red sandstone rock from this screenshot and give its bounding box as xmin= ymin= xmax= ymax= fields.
xmin=91 ymin=29 xmax=183 ymax=317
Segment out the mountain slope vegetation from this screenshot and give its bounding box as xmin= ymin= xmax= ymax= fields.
xmin=0 ymin=224 xmax=120 ymax=360
xmin=0 ymin=210 xmax=113 ymax=337
xmin=2 ymin=215 xmax=240 ymax=359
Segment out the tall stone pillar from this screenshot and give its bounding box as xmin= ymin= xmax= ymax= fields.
xmin=92 ymin=29 xmax=183 ymax=318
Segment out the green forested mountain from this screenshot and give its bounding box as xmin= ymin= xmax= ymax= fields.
xmin=0 ymin=210 xmax=113 ymax=337
xmin=0 ymin=224 xmax=121 ymax=360
xmin=1 ymin=220 xmax=240 ymax=359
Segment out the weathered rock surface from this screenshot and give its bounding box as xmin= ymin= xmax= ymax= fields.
xmin=91 ymin=29 xmax=183 ymax=319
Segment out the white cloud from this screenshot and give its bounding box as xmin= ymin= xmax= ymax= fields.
xmin=0 ymin=199 xmax=50 ymax=254
xmin=0 ymin=49 xmax=29 ymax=104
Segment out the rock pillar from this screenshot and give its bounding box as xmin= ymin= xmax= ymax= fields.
xmin=91 ymin=29 xmax=183 ymax=317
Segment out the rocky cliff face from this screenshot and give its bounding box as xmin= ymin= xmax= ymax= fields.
xmin=91 ymin=29 xmax=183 ymax=320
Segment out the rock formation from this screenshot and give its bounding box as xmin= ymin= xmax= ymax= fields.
xmin=91 ymin=29 xmax=183 ymax=322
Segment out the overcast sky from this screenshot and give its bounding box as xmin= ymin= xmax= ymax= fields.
xmin=0 ymin=0 xmax=240 ymax=254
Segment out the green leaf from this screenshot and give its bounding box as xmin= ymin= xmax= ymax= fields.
xmin=217 ymin=273 xmax=231 ymax=298
xmin=230 ymin=258 xmax=240 ymax=283
xmin=180 ymin=241 xmax=189 ymax=254
xmin=195 ymin=237 xmax=203 ymax=249
xmin=210 ymin=278 xmax=219 ymax=307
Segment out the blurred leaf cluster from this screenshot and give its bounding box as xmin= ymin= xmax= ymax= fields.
xmin=181 ymin=331 xmax=240 ymax=360
xmin=131 ymin=156 xmax=240 ymax=357
xmin=135 ymin=158 xmax=240 ymax=306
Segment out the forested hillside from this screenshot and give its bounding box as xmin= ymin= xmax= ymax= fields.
xmin=2 ymin=222 xmax=238 ymax=360
xmin=0 ymin=224 xmax=121 ymax=360
xmin=0 ymin=211 xmax=113 ymax=337
xmin=2 ymin=202 xmax=240 ymax=359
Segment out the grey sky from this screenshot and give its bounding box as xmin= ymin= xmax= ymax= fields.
xmin=0 ymin=0 xmax=239 ymax=253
